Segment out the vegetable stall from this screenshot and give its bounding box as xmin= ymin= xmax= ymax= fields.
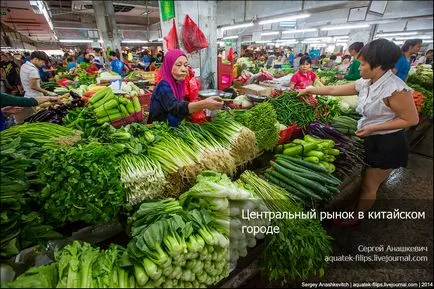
xmin=1 ymin=67 xmax=372 ymax=288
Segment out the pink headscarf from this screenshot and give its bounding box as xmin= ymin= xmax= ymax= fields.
xmin=161 ymin=49 xmax=187 ymax=101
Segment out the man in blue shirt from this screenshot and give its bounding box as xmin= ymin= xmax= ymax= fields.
xmin=66 ymin=57 xmax=77 ymax=70
xmin=77 ymin=52 xmax=85 ymax=64
xmin=140 ymin=50 xmax=151 ymax=70
xmin=109 ymin=51 xmax=129 ymax=76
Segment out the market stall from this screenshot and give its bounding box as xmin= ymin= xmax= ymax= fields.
xmin=0 ymin=60 xmax=388 ymax=287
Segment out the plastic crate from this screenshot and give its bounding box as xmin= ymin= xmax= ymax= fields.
xmin=111 ymin=110 xmax=144 ymax=128
xmin=277 ymin=124 xmax=297 ymax=144
xmin=138 ymin=92 xmax=152 ymax=110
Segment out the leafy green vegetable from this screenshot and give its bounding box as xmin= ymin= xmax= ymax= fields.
xmin=3 ymin=263 xmax=58 ymax=288
xmin=38 ymin=142 xmax=125 ymax=226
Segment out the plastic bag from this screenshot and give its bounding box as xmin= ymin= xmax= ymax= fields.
xmin=164 ymin=19 xmax=179 ymax=51
xmin=227 ymin=48 xmax=234 ymax=62
xmin=154 ymin=68 xmax=162 ymax=84
xmin=182 ymin=15 xmax=208 ymax=53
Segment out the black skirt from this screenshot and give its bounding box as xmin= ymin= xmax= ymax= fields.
xmin=364 ymin=129 xmax=408 ymax=169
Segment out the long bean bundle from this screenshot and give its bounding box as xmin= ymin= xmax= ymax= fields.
xmin=240 ymin=171 xmax=333 ymax=283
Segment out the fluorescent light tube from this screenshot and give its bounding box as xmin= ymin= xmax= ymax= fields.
xmin=393 ymin=41 xmax=404 ymax=45
xmin=336 ymin=43 xmax=347 ymax=46
xmin=276 ymin=39 xmax=298 ymax=43
xmin=310 ymin=44 xmax=327 ymax=47
xmin=223 ymin=35 xmax=239 ymax=40
xmin=221 ymin=23 xmax=253 ymax=31
xmin=394 ymin=35 xmax=432 ymax=40
xmin=422 ymin=40 xmax=433 ymax=43
xmin=122 ymin=40 xmax=149 ymax=43
xmin=321 ymin=24 xmax=370 ymax=31
xmin=59 ymin=39 xmax=93 ymax=43
xmin=375 ymin=32 xmax=419 ymax=37
xmin=282 ymin=28 xmax=317 ymax=34
xmin=261 ymin=31 xmax=280 ymax=36
xmin=259 ymin=14 xmax=310 ymax=25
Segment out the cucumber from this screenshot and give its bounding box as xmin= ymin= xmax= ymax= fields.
xmin=270 ymin=161 xmax=330 ymax=197
xmin=283 ymin=142 xmax=317 ymax=156
xmin=275 ymin=158 xmax=341 ymax=186
xmin=275 ymin=154 xmax=329 ymax=174
xmin=265 ymin=172 xmax=304 ymax=201
xmin=266 ymin=170 xmax=322 ymax=201
xmin=89 ymin=87 xmax=110 ymax=104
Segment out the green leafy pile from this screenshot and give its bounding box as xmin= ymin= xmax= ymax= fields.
xmin=1 ymin=136 xmax=61 ymax=259
xmin=235 ymin=102 xmax=279 ymax=150
xmin=316 ymin=69 xmax=339 ymax=85
xmin=407 ymin=66 xmax=433 ymax=91
xmin=38 ymin=142 xmax=125 ymax=226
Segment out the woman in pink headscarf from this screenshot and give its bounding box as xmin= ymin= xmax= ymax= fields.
xmin=148 ymin=49 xmax=223 ymax=126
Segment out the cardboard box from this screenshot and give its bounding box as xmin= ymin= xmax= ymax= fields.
xmin=241 ymin=84 xmax=272 ymax=97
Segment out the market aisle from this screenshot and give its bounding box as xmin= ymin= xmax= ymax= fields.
xmin=239 ymin=132 xmax=433 ymax=288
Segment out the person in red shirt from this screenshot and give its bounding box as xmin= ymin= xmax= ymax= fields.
xmin=289 ymin=56 xmax=317 ymax=90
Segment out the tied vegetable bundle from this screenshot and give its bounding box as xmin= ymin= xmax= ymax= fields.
xmin=87 ymin=87 xmax=142 ymax=124
xmin=307 ymin=121 xmax=366 ymax=179
xmin=173 ymin=122 xmax=237 ymax=176
xmin=179 ymin=171 xmax=269 ymax=267
xmin=233 ymin=102 xmax=280 ymax=151
xmin=265 ymin=154 xmax=342 ymax=205
xmin=277 ymin=134 xmax=340 ymax=173
xmin=127 ymin=199 xmax=230 ymax=288
xmin=240 ymin=171 xmax=333 ymax=283
xmin=331 ymin=115 xmax=359 ymax=136
xmin=201 ymin=113 xmax=258 ymax=165
xmin=38 ymin=142 xmax=125 ymax=226
xmin=119 ymin=154 xmax=166 ymax=206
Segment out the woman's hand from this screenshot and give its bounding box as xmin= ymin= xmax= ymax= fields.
xmin=297 ymin=86 xmax=313 ymax=96
xmin=355 ymin=125 xmax=375 ymax=138
xmin=202 ymin=96 xmax=224 ymax=111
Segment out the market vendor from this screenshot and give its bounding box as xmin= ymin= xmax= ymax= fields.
xmin=337 ymin=42 xmax=364 ymax=81
xmin=148 ymin=49 xmax=223 ymax=126
xmin=392 ymin=39 xmax=423 ymax=81
xmin=289 ymin=56 xmax=318 ymax=90
xmin=298 ymin=38 xmax=419 ymax=227
xmin=0 ymin=92 xmax=60 ymax=131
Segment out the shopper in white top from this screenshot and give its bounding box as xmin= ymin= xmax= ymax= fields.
xmin=20 ymin=51 xmax=57 ymax=98
xmin=298 ymin=38 xmax=419 ymax=227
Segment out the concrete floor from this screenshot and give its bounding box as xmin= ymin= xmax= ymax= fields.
xmin=237 ymin=127 xmax=433 ymax=288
